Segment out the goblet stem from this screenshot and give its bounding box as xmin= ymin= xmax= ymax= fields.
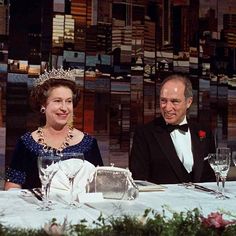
xmin=69 ymin=177 xmax=75 ymax=207
xmin=39 ymin=171 xmax=58 ymax=210
xmin=39 ymin=181 xmax=51 ymax=210
xmin=215 ymin=172 xmax=220 ymax=194
xmin=44 ymin=184 xmax=49 ymax=208
xmin=220 ymin=177 xmax=227 ymax=200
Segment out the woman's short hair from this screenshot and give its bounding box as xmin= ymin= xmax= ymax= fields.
xmin=30 ymin=78 xmax=80 ymax=112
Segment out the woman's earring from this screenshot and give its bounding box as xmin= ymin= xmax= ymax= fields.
xmin=67 ymin=115 xmax=74 ymax=129
xmin=40 ymin=106 xmax=46 ymax=114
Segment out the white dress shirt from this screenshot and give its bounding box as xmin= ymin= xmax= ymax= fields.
xmin=169 ymin=117 xmax=193 ymax=173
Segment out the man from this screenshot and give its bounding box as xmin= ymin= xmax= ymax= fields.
xmin=130 ymin=74 xmax=215 ymax=184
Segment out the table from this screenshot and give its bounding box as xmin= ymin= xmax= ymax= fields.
xmin=0 ymin=181 xmax=236 ymax=229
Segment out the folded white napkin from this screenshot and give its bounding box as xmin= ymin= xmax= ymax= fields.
xmin=50 ymin=159 xmax=95 ymax=197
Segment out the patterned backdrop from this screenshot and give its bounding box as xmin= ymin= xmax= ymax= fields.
xmin=0 ymin=0 xmax=236 ymax=177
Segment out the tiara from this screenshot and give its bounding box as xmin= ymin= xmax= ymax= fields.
xmin=35 ymin=68 xmax=76 ymax=86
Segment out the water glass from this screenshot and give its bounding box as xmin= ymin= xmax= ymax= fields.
xmin=207 ymin=153 xmax=220 ymax=196
xmin=38 ymin=152 xmax=60 ymax=210
xmin=216 ymin=147 xmax=231 ymax=199
xmin=232 ymin=151 xmax=236 ymax=167
xmin=58 ymin=152 xmax=84 ymax=208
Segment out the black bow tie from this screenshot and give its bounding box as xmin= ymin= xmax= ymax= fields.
xmin=167 ymin=123 xmax=189 ymax=133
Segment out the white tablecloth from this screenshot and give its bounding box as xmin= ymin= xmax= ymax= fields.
xmin=0 ymin=181 xmax=236 ymax=229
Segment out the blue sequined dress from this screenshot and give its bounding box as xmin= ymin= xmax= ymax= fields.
xmin=5 ymin=132 xmax=104 ymax=189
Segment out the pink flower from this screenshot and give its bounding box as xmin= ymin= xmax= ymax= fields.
xmin=200 ymin=212 xmax=234 ymax=229
xmin=44 ymin=219 xmax=68 ymax=235
xmin=198 ymin=130 xmax=206 ymax=141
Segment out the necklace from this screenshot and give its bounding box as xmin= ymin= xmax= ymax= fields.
xmin=37 ymin=126 xmax=74 ymax=154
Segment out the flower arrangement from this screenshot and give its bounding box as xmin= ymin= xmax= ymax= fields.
xmin=198 ymin=130 xmax=206 ymax=141
xmin=201 ymin=212 xmax=236 ymax=229
xmin=44 ymin=218 xmax=68 ymax=235
xmin=0 ymin=208 xmax=235 ymax=236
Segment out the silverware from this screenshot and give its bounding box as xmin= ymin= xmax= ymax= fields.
xmin=83 ymin=203 xmax=98 ymax=210
xmin=33 ymin=188 xmax=43 ymax=197
xmin=180 ymin=182 xmax=230 ymax=199
xmin=28 ymin=189 xmax=43 ymax=201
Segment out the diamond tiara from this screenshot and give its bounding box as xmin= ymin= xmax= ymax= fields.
xmin=35 ymin=67 xmax=76 ymax=86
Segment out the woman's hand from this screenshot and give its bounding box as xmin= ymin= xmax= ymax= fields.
xmin=4 ymin=181 xmax=21 ymax=190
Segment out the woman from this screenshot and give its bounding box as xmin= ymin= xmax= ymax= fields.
xmin=4 ymin=68 xmax=103 ymax=190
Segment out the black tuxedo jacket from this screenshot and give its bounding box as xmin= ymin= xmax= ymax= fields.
xmin=129 ymin=116 xmax=215 ymax=184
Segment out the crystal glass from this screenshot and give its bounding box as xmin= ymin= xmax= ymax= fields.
xmin=216 ymin=147 xmax=231 ymax=200
xmin=232 ymin=152 xmax=236 ymax=197
xmin=232 ymin=151 xmax=236 ymax=167
xmin=58 ymin=152 xmax=84 ymax=208
xmin=207 ymin=153 xmax=220 ymax=197
xmin=37 ymin=152 xmax=60 ymax=210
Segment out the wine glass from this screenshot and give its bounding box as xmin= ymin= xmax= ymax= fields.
xmin=216 ymin=147 xmax=231 ymax=200
xmin=58 ymin=152 xmax=84 ymax=208
xmin=232 ymin=151 xmax=236 ymax=167
xmin=37 ymin=152 xmax=60 ymax=210
xmin=232 ymin=151 xmax=236 ymax=196
xmin=207 ymin=153 xmax=221 ymax=197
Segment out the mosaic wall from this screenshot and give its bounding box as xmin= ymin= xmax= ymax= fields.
xmin=0 ymin=0 xmax=236 ymax=176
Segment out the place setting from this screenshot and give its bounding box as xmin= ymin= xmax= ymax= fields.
xmin=21 ymin=152 xmax=142 ymax=211
xmin=207 ymin=147 xmax=232 ymax=199
xmin=19 ymin=152 xmax=89 ymax=210
xmin=179 ymin=147 xmax=233 ymax=199
xmin=36 ymin=151 xmax=100 ymax=210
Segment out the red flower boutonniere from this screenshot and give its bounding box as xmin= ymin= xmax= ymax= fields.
xmin=198 ymin=130 xmax=206 ymax=141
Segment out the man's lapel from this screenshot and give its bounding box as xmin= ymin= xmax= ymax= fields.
xmin=152 ymin=118 xmax=188 ymax=182
xmin=189 ymin=123 xmax=205 ymax=182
